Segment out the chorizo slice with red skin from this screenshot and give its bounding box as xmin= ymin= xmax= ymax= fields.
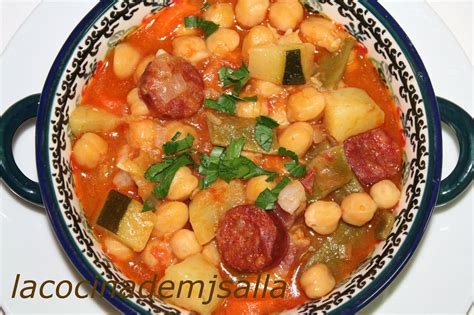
xmin=138 ymin=54 xmax=204 ymax=119
xmin=343 ymin=128 xmax=402 ymax=186
xmin=216 ymin=205 xmax=288 ymax=273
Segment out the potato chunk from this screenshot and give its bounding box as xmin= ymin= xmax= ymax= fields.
xmin=324 ymin=88 xmax=385 ymax=142
xmin=189 ymin=180 xmax=245 ymax=245
xmin=69 ymin=106 xmax=122 ymax=136
xmin=116 ymin=200 xmax=155 ymax=252
xmin=159 ymin=254 xmax=223 ymax=314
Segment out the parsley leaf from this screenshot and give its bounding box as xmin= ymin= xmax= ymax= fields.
xmin=218 ymin=64 xmax=251 ymax=94
xmin=163 ymin=133 xmax=195 ymax=155
xmin=205 ymin=64 xmax=257 ymax=115
xmin=255 ymin=177 xmax=292 ymax=210
xmin=204 ymin=94 xmax=258 ymax=115
xmin=200 ymin=1 xmax=210 ymax=12
xmin=255 ymin=116 xmax=279 ymax=152
xmin=146 ymin=154 xmax=194 ymax=200
xmin=143 ymin=134 xmax=196 ymax=208
xmin=198 ymin=137 xmax=278 ymax=188
xmin=204 ymin=95 xmax=237 ymax=114
xmin=278 ymin=147 xmax=307 ymax=178
xmin=184 ymin=16 xmax=219 ymax=38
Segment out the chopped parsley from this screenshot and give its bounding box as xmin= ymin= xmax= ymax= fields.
xmin=204 ymin=94 xmax=257 ymax=115
xmin=200 ymin=1 xmax=210 ymax=12
xmin=278 ymin=147 xmax=307 ymax=178
xmin=163 ymin=133 xmax=195 ymax=155
xmin=198 ymin=137 xmax=278 ymax=189
xmin=184 ymin=16 xmax=219 ymax=38
xmin=142 ymin=133 xmax=196 ymax=210
xmin=145 ymin=154 xmax=194 ymax=201
xmin=204 ymin=64 xmax=257 ymax=115
xmin=218 ymin=64 xmax=251 ymax=94
xmin=255 ymin=116 xmax=279 ymax=152
xmin=255 ymin=177 xmax=292 ymax=210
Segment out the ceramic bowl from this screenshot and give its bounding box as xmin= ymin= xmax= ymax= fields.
xmin=1 ymin=0 xmax=472 ymax=314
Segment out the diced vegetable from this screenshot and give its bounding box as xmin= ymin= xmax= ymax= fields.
xmin=69 ymin=106 xmax=122 ymax=136
xmin=189 ymin=180 xmax=245 ymax=245
xmin=309 ymin=146 xmax=353 ymax=201
xmin=158 ymin=254 xmax=223 ymax=314
xmin=375 ymin=211 xmax=396 ymax=240
xmin=249 ymin=43 xmax=315 ymax=85
xmin=304 ymin=223 xmax=368 ymax=274
xmin=96 ymin=190 xmax=154 ymax=252
xmin=317 ymin=39 xmax=355 ymax=89
xmin=96 ymin=190 xmax=131 ymax=232
xmin=206 ymin=112 xmax=278 ymax=153
xmin=283 ymin=49 xmax=305 ymax=85
xmin=330 ymin=177 xmax=363 ymax=203
xmin=324 ymin=88 xmax=385 ymax=142
xmin=304 ymin=140 xmax=331 ymax=162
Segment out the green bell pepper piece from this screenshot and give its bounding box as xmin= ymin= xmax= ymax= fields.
xmin=317 ymin=39 xmax=356 ymax=89
xmin=206 ymin=112 xmax=278 ymax=154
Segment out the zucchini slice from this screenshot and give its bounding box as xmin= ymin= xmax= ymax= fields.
xmin=96 ymin=190 xmax=155 ymax=252
xmin=283 ymin=49 xmax=306 ymax=85
xmin=249 ymin=43 xmax=315 ymax=86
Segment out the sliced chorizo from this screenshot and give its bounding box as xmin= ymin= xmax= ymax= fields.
xmin=138 ymin=54 xmax=204 ymax=119
xmin=216 ymin=205 xmax=288 ymax=273
xmin=343 ymin=128 xmax=402 ymax=185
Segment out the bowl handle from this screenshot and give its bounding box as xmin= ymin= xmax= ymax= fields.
xmin=436 ymin=97 xmax=473 ymax=206
xmin=0 ymin=94 xmax=43 ymax=206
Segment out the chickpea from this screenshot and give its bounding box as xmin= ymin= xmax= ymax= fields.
xmin=242 ymin=25 xmax=276 ymax=60
xmin=134 ymin=55 xmax=155 ymax=82
xmin=168 ymin=166 xmax=199 ymax=201
xmin=202 ymin=241 xmax=220 ymax=266
xmin=153 ymin=201 xmax=189 ymax=236
xmin=175 ymin=23 xmax=201 ymax=37
xmin=164 ymin=121 xmax=198 ymax=142
xmin=287 ymin=87 xmax=326 ymax=122
xmin=113 ymin=43 xmax=141 ymax=79
xmin=236 ymin=99 xmax=266 ymax=118
xmin=269 ymin=0 xmax=304 ymax=32
xmin=72 ymin=132 xmax=108 ymax=169
xmin=235 ymin=0 xmax=270 ymax=28
xmin=203 ymin=3 xmax=235 ymax=28
xmin=142 ymin=238 xmax=175 ymax=271
xmin=278 ymin=181 xmax=306 ymax=214
xmin=206 ymin=28 xmax=240 ymax=56
xmin=103 ymin=237 xmax=133 ymax=261
xmin=300 ymin=264 xmax=336 ymax=298
xmin=170 ymin=229 xmax=202 ymax=260
xmin=341 ymin=192 xmax=377 ymax=226
xmin=252 ymin=79 xmax=283 ymax=97
xmin=127 ymin=119 xmax=157 ymax=151
xmin=278 ymin=122 xmax=314 ymax=156
xmin=370 ymin=180 xmax=401 ymax=209
xmin=172 ymin=35 xmax=210 ymax=64
xmin=127 ymin=88 xmax=150 ymax=116
xmin=305 ymin=201 xmax=342 ymax=235
xmin=300 ymin=17 xmax=344 ymax=52
xmin=246 ymin=175 xmax=276 ymax=203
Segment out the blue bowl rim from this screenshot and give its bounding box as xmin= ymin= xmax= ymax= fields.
xmin=35 ymin=0 xmax=442 ymax=314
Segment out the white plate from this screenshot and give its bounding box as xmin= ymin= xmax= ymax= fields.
xmin=0 ymin=1 xmax=472 ymax=313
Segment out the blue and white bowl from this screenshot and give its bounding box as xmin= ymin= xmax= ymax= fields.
xmin=0 ymin=0 xmax=472 ymax=314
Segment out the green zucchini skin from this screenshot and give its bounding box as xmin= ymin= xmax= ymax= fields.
xmin=283 ymin=49 xmax=306 ymax=85
xmin=96 ymin=190 xmax=131 ymax=233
